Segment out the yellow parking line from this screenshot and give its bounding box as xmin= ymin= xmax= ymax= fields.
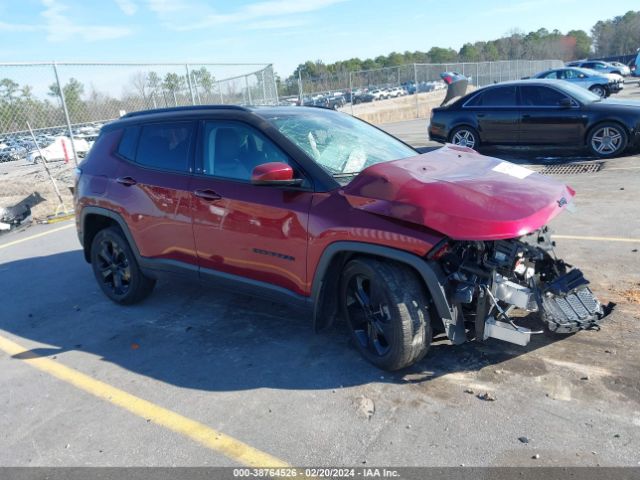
xmin=0 ymin=334 xmax=288 ymax=467
xmin=0 ymin=223 xmax=74 ymax=250
xmin=554 ymin=234 xmax=640 ymax=244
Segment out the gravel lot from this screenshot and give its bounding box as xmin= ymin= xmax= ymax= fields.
xmin=0 ymin=89 xmax=639 ymax=468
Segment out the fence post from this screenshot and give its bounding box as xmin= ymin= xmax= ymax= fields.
xmin=185 ymin=64 xmax=196 ymax=105
xmin=245 ymin=75 xmax=252 ymax=105
xmin=270 ymin=64 xmax=279 ymax=105
xmin=52 ymin=62 xmax=78 ymax=166
xmin=298 ymin=69 xmax=303 ymax=104
xmin=261 ymin=69 xmax=267 ymax=104
xmin=413 ymin=63 xmax=419 ymax=118
xmin=349 ymin=71 xmax=354 ymax=116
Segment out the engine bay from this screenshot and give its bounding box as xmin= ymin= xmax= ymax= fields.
xmin=434 ymin=227 xmax=612 ymax=345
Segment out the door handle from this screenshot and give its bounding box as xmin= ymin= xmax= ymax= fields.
xmin=116 ymin=176 xmax=137 ymax=186
xmin=477 ymin=113 xmax=486 ymax=118
xmin=522 ymin=114 xmax=532 ymax=119
xmin=193 ymin=189 xmax=221 ymax=201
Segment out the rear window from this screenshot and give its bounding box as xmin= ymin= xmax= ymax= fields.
xmin=117 ymin=126 xmax=140 ymax=161
xmin=136 ymin=122 xmax=195 ymax=172
xmin=465 ymin=86 xmax=517 ymax=107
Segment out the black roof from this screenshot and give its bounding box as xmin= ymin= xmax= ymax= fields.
xmin=105 ymin=104 xmax=341 ymax=130
xmin=120 ymin=104 xmax=250 ymax=118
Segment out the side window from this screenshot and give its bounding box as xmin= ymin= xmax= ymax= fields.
xmin=117 ymin=126 xmax=140 ymax=161
xmin=543 ymin=71 xmax=559 ymax=79
xmin=472 ymin=86 xmax=517 ymax=107
xmin=202 ymin=122 xmax=291 ymax=181
xmin=520 ymin=86 xmax=571 ymax=107
xmin=136 ymin=122 xmax=194 ymax=172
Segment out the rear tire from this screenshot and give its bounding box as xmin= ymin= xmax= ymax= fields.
xmin=449 ymin=126 xmax=480 ymax=150
xmin=90 ymin=227 xmax=155 ymax=305
xmin=340 ymin=258 xmax=432 ymax=371
xmin=587 ymin=122 xmax=628 ymax=158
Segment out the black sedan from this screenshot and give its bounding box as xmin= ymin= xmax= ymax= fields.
xmin=428 ymin=79 xmax=640 ymax=158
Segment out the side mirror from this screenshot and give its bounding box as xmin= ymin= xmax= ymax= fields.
xmin=251 ymin=162 xmax=303 ymax=186
xmin=559 ymin=98 xmax=573 ymax=108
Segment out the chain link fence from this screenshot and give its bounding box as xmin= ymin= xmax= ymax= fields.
xmin=300 ymin=59 xmax=564 ymax=99
xmin=0 ymin=62 xmax=278 ymax=160
xmin=0 ymin=62 xmax=278 ymax=220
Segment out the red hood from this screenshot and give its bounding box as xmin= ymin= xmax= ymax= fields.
xmin=341 ymin=145 xmax=575 ymax=240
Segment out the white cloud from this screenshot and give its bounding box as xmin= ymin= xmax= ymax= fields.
xmin=114 ymin=0 xmax=138 ymax=15
xmin=0 ymin=21 xmax=39 ymax=32
xmin=146 ymin=0 xmax=188 ymax=14
xmin=148 ymin=0 xmax=347 ymax=31
xmin=243 ymin=17 xmax=308 ymax=30
xmin=41 ymin=0 xmax=132 ymax=42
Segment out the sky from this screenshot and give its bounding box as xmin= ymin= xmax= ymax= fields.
xmin=0 ymin=0 xmax=638 ymax=79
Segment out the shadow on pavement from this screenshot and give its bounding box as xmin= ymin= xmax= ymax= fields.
xmin=1 ymin=250 xmax=567 ymax=391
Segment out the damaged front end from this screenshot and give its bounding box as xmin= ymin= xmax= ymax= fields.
xmin=432 ymin=227 xmax=613 ymax=346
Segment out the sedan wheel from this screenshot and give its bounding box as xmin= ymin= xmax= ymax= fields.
xmin=590 ymin=85 xmax=606 ymax=98
xmin=450 ymin=127 xmax=478 ymax=149
xmin=588 ymin=124 xmax=627 ymax=158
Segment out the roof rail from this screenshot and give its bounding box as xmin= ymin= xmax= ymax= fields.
xmin=121 ymin=104 xmax=249 ymax=119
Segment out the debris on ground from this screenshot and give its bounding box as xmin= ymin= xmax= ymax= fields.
xmin=518 ymin=436 xmax=530 ymax=444
xmin=580 ymin=376 xmax=590 ymax=381
xmin=464 ymin=388 xmax=474 ymax=394
xmin=0 ymin=192 xmax=45 ymax=232
xmin=355 ymin=395 xmax=375 ymax=420
xmin=532 ymin=454 xmax=540 ymax=459
xmin=477 ymin=392 xmax=496 ymax=401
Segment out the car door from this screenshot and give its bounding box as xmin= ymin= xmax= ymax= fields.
xmin=113 ymin=121 xmax=198 ymax=268
xmin=190 ymin=120 xmax=313 ymax=296
xmin=518 ymin=85 xmax=586 ymax=145
xmin=463 ymin=85 xmax=519 ymax=144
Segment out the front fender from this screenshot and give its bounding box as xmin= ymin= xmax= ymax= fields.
xmin=310 ymin=241 xmax=454 ymax=332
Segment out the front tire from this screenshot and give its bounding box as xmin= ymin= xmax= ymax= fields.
xmin=587 ymin=123 xmax=628 ymax=158
xmin=90 ymin=227 xmax=156 ymax=305
xmin=340 ymin=258 xmax=432 ymax=371
xmin=449 ymin=126 xmax=479 ymax=150
xmin=589 ymin=85 xmax=607 ymax=98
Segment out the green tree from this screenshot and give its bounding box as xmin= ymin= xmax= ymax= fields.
xmin=567 ymin=30 xmax=592 ymax=58
xmin=427 ymin=47 xmax=458 ymax=63
xmin=0 ymin=78 xmax=19 ymax=102
xmin=459 ymin=43 xmax=481 ymax=62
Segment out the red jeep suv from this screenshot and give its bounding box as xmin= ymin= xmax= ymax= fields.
xmin=75 ymin=105 xmax=609 ymax=370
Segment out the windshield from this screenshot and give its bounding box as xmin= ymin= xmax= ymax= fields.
xmin=263 ymin=109 xmax=417 ymax=178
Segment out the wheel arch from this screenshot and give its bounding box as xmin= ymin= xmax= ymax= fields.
xmin=80 ymin=207 xmax=141 ymax=263
xmin=311 ymin=241 xmax=453 ymax=332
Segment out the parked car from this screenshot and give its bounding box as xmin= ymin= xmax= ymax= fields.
xmin=368 ymin=89 xmax=386 ymax=101
xmin=76 ymin=105 xmax=610 ymax=370
xmin=631 ymin=49 xmax=640 ymax=78
xmin=27 ymin=136 xmax=90 ymax=164
xmin=531 ymin=67 xmax=619 ymax=98
xmin=608 ymin=61 xmax=631 ymax=76
xmin=428 ymin=79 xmax=640 ymax=158
xmin=387 ymin=87 xmax=404 ymax=98
xmin=566 ymin=60 xmax=626 ymax=76
xmin=352 ymin=91 xmax=375 ymax=104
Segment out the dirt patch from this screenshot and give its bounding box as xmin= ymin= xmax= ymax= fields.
xmin=342 ymin=87 xmax=476 ymax=124
xmin=0 ymin=161 xmax=74 ymax=220
xmin=607 ymin=282 xmax=640 ymax=306
xmin=621 ymin=284 xmax=640 ymax=305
